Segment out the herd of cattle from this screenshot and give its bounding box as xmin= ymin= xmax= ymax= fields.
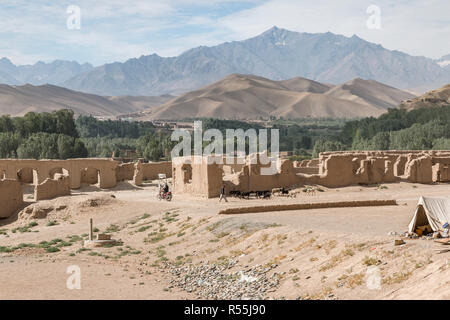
xmin=228 ymin=186 xmax=320 ymax=200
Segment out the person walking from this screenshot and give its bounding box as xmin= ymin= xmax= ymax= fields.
xmin=219 ymin=184 xmax=228 ymax=203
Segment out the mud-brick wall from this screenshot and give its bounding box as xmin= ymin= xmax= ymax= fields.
xmin=34 ymin=175 xmax=71 ymax=201
xmin=0 ymin=179 xmax=23 ymax=218
xmin=116 ymin=163 xmax=135 ymax=181
xmin=294 ymin=167 xmax=319 ymax=175
xmin=142 ymin=161 xmax=172 ymax=180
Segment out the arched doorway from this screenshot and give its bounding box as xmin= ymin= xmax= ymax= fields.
xmin=80 ymin=167 xmax=100 ymax=186
xmin=17 ymin=167 xmax=38 ymax=184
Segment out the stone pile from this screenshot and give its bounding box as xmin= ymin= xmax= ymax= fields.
xmin=162 ymin=260 xmax=280 ymax=299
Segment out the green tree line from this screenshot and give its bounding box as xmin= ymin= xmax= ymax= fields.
xmin=0 ymin=110 xmax=87 ymax=159
xmin=311 ymin=105 xmax=450 ymax=156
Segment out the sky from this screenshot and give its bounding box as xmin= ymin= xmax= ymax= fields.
xmin=0 ymin=0 xmax=449 ymax=66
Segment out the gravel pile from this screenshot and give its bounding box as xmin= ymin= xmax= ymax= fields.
xmin=162 ymin=260 xmax=281 ymax=299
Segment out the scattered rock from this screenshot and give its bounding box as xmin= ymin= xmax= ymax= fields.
xmin=161 ymin=260 xmax=279 ymax=299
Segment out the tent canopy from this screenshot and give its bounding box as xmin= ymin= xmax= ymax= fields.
xmin=408 ymin=196 xmax=450 ymax=233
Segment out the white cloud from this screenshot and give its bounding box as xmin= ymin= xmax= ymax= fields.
xmin=0 ymin=0 xmax=449 ymax=65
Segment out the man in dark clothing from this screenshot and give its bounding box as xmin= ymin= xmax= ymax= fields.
xmin=219 ymin=184 xmax=228 ymax=202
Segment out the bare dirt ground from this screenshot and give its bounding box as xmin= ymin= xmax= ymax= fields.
xmin=1 ymin=181 xmax=449 ymax=300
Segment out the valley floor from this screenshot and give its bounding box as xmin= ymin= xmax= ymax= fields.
xmin=0 ymin=181 xmax=449 ymax=300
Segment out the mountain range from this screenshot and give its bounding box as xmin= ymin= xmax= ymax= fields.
xmin=0 ymin=84 xmax=172 ymax=117
xmin=0 ymin=58 xmax=93 ymax=86
xmin=0 ymin=27 xmax=449 ymax=96
xmin=140 ymin=74 xmax=416 ymax=120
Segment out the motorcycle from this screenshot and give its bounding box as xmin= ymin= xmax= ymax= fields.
xmin=157 ymin=190 xmax=172 ymax=201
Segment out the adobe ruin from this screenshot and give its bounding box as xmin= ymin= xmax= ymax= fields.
xmin=2 ymin=150 xmax=450 ymax=218
xmin=35 ymin=174 xmax=71 ymax=201
xmin=133 ymin=160 xmax=172 ymax=186
xmin=0 ymin=179 xmax=23 ymax=218
xmin=0 ymin=158 xmax=172 ymax=218
xmin=171 ymin=150 xmax=450 ymax=198
xmin=0 ymin=158 xmax=118 ymax=189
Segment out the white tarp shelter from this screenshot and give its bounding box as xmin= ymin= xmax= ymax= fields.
xmin=408 ymin=196 xmax=450 ymax=233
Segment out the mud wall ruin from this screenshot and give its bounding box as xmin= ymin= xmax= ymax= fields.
xmin=172 ymin=154 xmax=304 ymax=198
xmin=35 ymin=174 xmax=71 ymax=201
xmin=0 ymin=179 xmax=23 ymax=218
xmin=133 ymin=161 xmax=172 ymax=186
xmin=0 ymin=158 xmax=175 ymax=216
xmin=305 ymin=150 xmax=450 ymax=187
xmin=293 ymin=159 xmax=320 ymax=175
xmin=172 ymin=156 xmax=222 ymax=198
xmin=172 ymin=150 xmax=450 ymax=198
xmin=0 ymin=158 xmax=118 ymax=189
xmin=116 ymin=162 xmax=135 ymax=182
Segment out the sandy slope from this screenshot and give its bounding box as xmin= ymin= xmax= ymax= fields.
xmin=143 ymin=74 xmax=415 ymax=120
xmin=1 ymin=181 xmax=449 ymax=300
xmin=399 ymin=84 xmax=450 ymax=111
xmin=0 ymin=84 xmax=173 ymax=117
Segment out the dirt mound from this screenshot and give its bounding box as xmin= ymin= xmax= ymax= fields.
xmin=77 ymin=195 xmax=117 ymax=209
xmin=18 ymin=194 xmax=117 ymax=221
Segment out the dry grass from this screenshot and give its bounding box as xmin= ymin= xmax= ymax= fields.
xmin=294 ymin=237 xmax=316 ymax=251
xmin=362 ymin=256 xmax=378 ymax=266
xmin=319 ymin=249 xmax=355 ymax=271
xmin=382 ymin=270 xmax=412 ymax=285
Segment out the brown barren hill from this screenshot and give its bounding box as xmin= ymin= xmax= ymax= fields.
xmin=325 ymin=78 xmax=416 ymax=110
xmin=142 ymin=74 xmax=416 ymax=120
xmin=0 ymin=84 xmax=173 ymax=117
xmin=399 ymin=84 xmax=450 ymax=111
xmin=278 ymin=77 xmax=332 ymax=93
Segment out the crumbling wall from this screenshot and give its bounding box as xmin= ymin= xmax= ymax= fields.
xmin=172 ymin=150 xmax=450 ymax=198
xmin=0 ymin=179 xmax=23 ymax=218
xmin=141 ymin=161 xmax=172 ymax=180
xmin=34 ymin=174 xmax=71 ymax=201
xmin=394 ymin=155 xmax=408 ymax=177
xmin=432 ymin=163 xmax=450 ymax=182
xmin=356 ymin=157 xmax=396 ymax=185
xmin=133 ymin=161 xmax=172 ymax=186
xmin=293 ymin=158 xmax=319 ymax=174
xmin=116 ymin=162 xmax=135 ymax=182
xmin=404 ymin=155 xmax=433 ymax=183
xmin=172 ymin=156 xmax=223 ymax=198
xmin=17 ymin=167 xmax=34 ymax=183
xmin=312 ymin=154 xmax=357 ymax=187
xmin=308 ymin=151 xmax=438 ymax=187
xmin=0 ymin=159 xmax=118 ymax=189
xmin=229 ymin=158 xmax=302 ymax=192
xmin=133 ymin=160 xmax=144 ymax=186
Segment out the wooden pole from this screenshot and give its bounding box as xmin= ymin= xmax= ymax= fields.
xmin=89 ymin=218 xmax=93 ymax=241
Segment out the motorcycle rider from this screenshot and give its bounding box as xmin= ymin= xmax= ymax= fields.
xmin=163 ymin=182 xmax=169 ymax=194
